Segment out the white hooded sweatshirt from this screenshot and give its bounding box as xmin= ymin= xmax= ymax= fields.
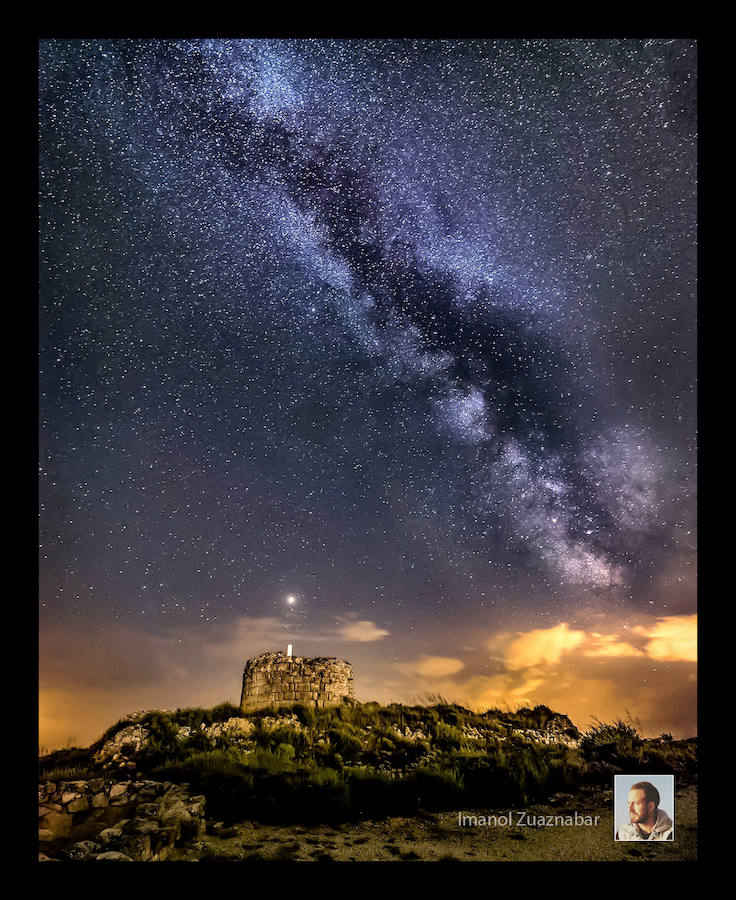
xmin=616 ymin=808 xmax=674 ymax=840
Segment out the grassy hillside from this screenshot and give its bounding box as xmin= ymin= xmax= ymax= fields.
xmin=38 ymin=700 xmax=696 ymax=825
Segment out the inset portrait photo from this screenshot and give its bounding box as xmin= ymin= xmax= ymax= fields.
xmin=614 ymin=775 xmax=675 ymax=841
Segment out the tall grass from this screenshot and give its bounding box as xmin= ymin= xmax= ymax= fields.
xmin=40 ymin=699 xmax=696 ymax=823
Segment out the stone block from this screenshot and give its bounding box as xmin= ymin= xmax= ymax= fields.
xmin=40 ymin=810 xmax=72 ymax=837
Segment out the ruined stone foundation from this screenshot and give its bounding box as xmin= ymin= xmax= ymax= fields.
xmin=240 ymin=651 xmax=354 ymax=711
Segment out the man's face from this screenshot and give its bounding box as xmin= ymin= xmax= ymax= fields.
xmin=628 ymin=788 xmax=655 ymax=824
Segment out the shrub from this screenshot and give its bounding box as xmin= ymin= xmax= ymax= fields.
xmin=433 ymin=704 xmax=467 ymax=728
xmin=297 ymin=768 xmax=351 ymax=823
xmin=271 ymin=724 xmax=310 ymax=755
xmin=313 ymin=742 xmax=345 ymax=771
xmin=346 ymin=769 xmax=402 ymax=818
xmin=433 ymin=721 xmax=465 ymax=752
xmin=243 ymin=748 xmax=297 ymax=775
xmin=335 ymin=699 xmax=362 ymax=726
xmin=327 ymin=725 xmax=364 ymax=763
xmin=151 ymin=749 xmax=255 ymax=822
xmin=462 ymin=744 xmax=551 ymax=806
xmin=637 ymin=737 xmax=697 ymax=774
xmin=209 ymin=702 xmax=242 ymax=722
xmin=292 ymin=703 xmax=317 ymax=729
xmin=139 ymin=712 xmax=183 ymax=766
xmin=388 ymin=735 xmax=431 ymax=769
xmin=404 ymin=767 xmax=465 ymax=811
xmin=579 ymin=717 xmax=642 ymax=761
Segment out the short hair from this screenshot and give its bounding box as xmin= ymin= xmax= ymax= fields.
xmin=630 ymin=781 xmax=660 ymax=808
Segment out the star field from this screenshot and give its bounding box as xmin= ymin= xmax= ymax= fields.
xmin=39 ymin=39 xmax=696 ymax=639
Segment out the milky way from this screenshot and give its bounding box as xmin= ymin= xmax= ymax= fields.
xmin=39 ymin=39 xmax=696 ymax=633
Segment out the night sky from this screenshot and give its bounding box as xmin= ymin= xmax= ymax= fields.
xmin=39 ymin=39 xmax=697 ymax=748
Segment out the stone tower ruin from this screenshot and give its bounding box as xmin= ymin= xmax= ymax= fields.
xmin=240 ymin=649 xmax=354 ymax=712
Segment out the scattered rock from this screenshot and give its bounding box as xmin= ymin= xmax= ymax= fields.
xmin=93 ymin=725 xmax=150 ymax=767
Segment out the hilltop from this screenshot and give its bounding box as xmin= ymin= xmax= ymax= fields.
xmin=38 ymin=699 xmax=696 ymax=861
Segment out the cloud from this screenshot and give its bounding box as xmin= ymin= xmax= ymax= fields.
xmin=634 ymin=614 xmax=697 ymax=662
xmin=337 ymin=620 xmax=390 ymax=642
xmin=385 ymin=616 xmax=698 ymax=737
xmin=504 ymin=623 xmax=587 ymax=669
xmin=583 ymin=633 xmax=644 ymax=658
xmin=402 ymin=655 xmax=466 ymax=678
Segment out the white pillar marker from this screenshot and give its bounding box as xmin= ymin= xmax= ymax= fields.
xmin=287 ymin=644 xmax=293 ymax=658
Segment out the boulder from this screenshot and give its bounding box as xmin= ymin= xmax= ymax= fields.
xmin=122 ymin=817 xmax=160 ymax=835
xmin=99 ymin=824 xmax=125 ymax=845
xmin=39 ymin=811 xmax=72 ymax=838
xmin=61 ymin=841 xmax=99 ymax=860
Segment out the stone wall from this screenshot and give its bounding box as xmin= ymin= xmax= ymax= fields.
xmin=240 ymin=651 xmax=354 ymax=712
xmin=38 ymin=778 xmax=206 ymax=861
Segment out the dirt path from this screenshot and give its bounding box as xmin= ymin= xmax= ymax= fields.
xmin=173 ymin=783 xmax=697 ymax=862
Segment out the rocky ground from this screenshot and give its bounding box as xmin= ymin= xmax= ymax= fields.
xmin=164 ymin=783 xmax=697 ymax=862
